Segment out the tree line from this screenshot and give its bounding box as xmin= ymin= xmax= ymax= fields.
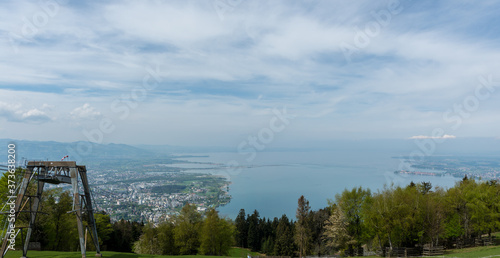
xmin=0 ymin=187 xmax=142 ymax=251
xmin=2 ymin=168 xmax=499 ymax=256
xmin=132 ymin=203 xmax=235 ymax=255
xmin=132 ymin=177 xmax=500 ymax=256
xmin=234 ymin=201 xmax=331 ymax=256
xmin=234 ymin=177 xmax=500 ymax=256
xmin=0 ymin=170 xmax=142 ymax=252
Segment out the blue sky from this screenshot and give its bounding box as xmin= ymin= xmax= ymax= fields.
xmin=0 ymin=0 xmax=500 ymax=147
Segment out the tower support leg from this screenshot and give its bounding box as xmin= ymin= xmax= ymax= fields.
xmin=71 ymin=168 xmax=86 ymax=258
xmin=79 ymin=169 xmax=102 ymax=257
xmin=22 ymin=179 xmax=45 ymax=257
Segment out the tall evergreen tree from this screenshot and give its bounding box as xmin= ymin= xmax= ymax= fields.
xmin=235 ymin=209 xmax=248 ymax=248
xmin=295 ymin=195 xmax=311 ymax=257
xmin=273 ymin=214 xmax=296 ymax=256
xmin=247 ymin=210 xmax=261 ymax=251
xmin=309 ymin=208 xmax=331 ymax=256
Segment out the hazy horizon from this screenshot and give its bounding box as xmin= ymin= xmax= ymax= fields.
xmin=1 ymin=1 xmax=500 ymax=148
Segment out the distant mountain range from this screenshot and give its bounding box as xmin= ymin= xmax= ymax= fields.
xmin=0 ymin=139 xmax=153 ymax=164
xmin=1 ymin=137 xmax=499 ymax=166
xmin=0 ymin=139 xmax=233 ymax=166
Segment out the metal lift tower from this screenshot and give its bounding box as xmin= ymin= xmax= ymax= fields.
xmin=0 ymin=161 xmax=101 ymax=258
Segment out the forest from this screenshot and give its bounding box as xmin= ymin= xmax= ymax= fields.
xmin=132 ymin=177 xmax=500 ymax=256
xmin=1 ymin=168 xmax=499 ymax=256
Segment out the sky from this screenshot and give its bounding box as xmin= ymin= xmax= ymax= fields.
xmin=1 ymin=0 xmax=500 ymax=148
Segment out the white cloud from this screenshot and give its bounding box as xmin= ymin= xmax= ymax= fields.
xmin=70 ymin=103 xmax=102 ymax=120
xmin=21 ymin=108 xmax=51 ymax=122
xmin=254 ymin=16 xmax=352 ymax=60
xmin=0 ymin=1 xmax=499 ymax=144
xmin=103 ymin=1 xmax=228 ymax=45
xmin=41 ymin=103 xmax=54 ymax=110
xmin=0 ymin=102 xmax=52 ymax=123
xmin=409 ymin=135 xmax=457 ymax=140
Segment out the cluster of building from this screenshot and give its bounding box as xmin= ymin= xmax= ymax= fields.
xmin=396 ymin=161 xmax=500 ymax=181
xmin=82 ymin=169 xmax=231 ymax=223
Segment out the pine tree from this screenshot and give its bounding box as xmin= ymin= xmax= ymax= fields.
xmin=274 ymin=214 xmax=295 ymax=256
xmin=295 ymin=195 xmax=311 ymax=257
xmin=247 ymin=210 xmax=261 ymax=251
xmin=235 ymin=209 xmax=248 ymax=248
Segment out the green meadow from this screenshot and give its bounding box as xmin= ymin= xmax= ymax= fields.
xmin=3 ymin=247 xmax=260 ymax=258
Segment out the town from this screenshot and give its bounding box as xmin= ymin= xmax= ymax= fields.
xmin=46 ymin=163 xmax=231 ymax=223
xmin=395 ymin=155 xmax=500 ymax=181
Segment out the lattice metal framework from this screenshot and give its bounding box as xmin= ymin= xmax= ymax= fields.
xmin=0 ymin=161 xmax=101 ymax=258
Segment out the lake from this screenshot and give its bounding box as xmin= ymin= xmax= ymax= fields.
xmin=174 ymin=149 xmax=459 ymax=220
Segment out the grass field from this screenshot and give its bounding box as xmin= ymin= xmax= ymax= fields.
xmin=3 ymin=245 xmax=500 ymax=258
xmin=357 ymin=245 xmax=500 ymax=258
xmin=3 ymin=247 xmax=260 ymax=258
xmin=443 ymin=245 xmax=500 ymax=257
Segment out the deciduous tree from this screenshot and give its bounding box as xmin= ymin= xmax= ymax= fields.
xmin=199 ymin=209 xmax=234 ymax=255
xmin=174 ymin=203 xmax=202 ymax=254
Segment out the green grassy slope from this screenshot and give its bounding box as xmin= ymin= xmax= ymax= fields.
xmin=3 ymin=245 xmax=499 ymax=258
xmin=3 ymin=247 xmax=260 ymax=258
xmin=443 ymin=245 xmax=500 ymax=257
xmin=357 ymin=244 xmax=500 ymax=258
